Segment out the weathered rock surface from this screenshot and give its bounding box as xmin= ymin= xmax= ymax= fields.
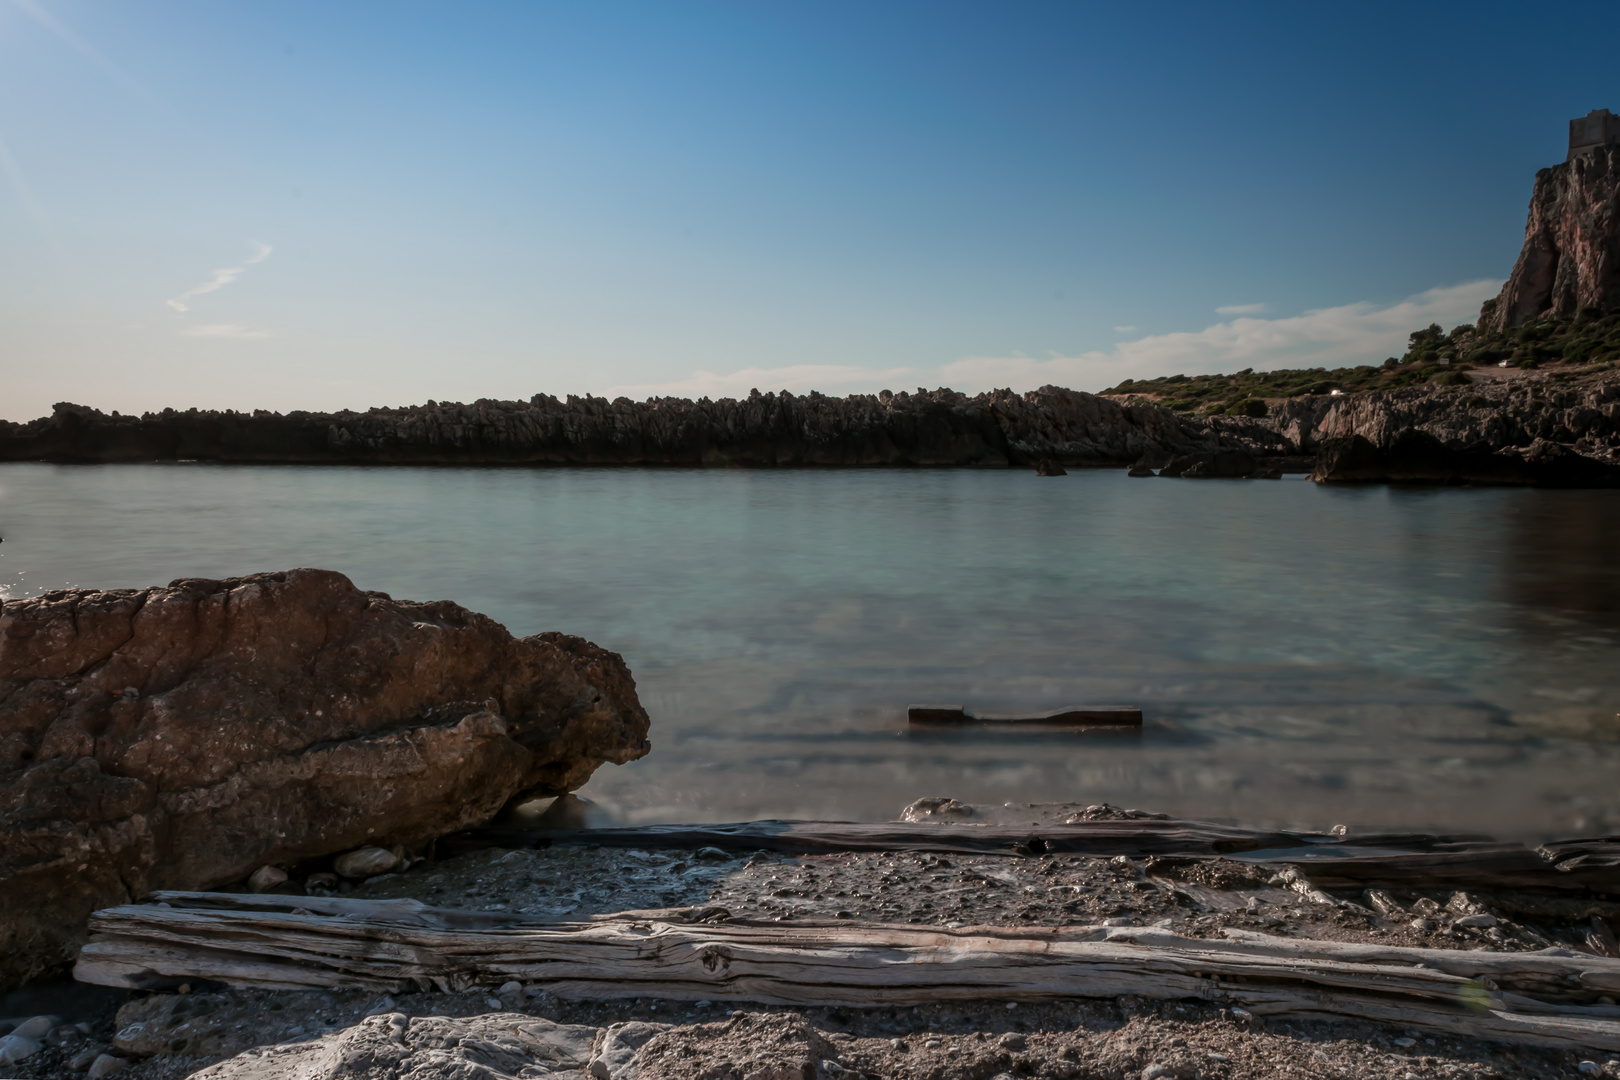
xmin=0 ymin=568 xmax=650 ymax=990
xmin=0 ymin=386 xmax=1269 ymax=468
xmin=186 ymin=1012 xmax=599 ymax=1080
xmin=1482 ymin=144 xmax=1620 ymax=330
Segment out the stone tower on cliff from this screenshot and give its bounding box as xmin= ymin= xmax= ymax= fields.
xmin=1479 ymin=110 xmax=1620 ymax=330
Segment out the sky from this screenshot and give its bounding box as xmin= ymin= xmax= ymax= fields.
xmin=1 ymin=1 xmax=1616 ymax=421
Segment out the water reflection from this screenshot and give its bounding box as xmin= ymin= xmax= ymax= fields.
xmin=2 ymin=464 xmax=1618 ymax=840
xmin=1502 ymin=491 xmax=1620 ymax=625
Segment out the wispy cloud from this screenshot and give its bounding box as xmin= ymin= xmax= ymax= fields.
xmin=12 ymin=0 xmax=150 ymax=98
xmin=594 ymin=280 xmax=1501 ymax=403
xmin=1113 ymin=325 xmax=1137 ymax=334
xmin=180 ymin=322 xmax=273 ymax=339
xmin=941 ymin=280 xmax=1500 ymax=392
xmin=167 ymin=241 xmax=272 ymax=313
xmin=0 ymin=131 xmax=53 ymax=242
xmin=605 ymin=363 xmax=920 ymax=400
xmin=1215 ymin=302 xmax=1269 ymax=316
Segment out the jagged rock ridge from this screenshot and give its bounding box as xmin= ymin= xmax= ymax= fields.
xmin=0 ymin=387 xmax=1283 ymax=467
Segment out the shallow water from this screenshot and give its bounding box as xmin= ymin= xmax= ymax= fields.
xmin=3 ymin=463 xmax=1618 ymax=839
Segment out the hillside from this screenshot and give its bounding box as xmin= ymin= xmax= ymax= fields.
xmin=1100 ymin=311 xmax=1620 ymax=416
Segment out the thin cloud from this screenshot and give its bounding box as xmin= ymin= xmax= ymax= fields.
xmin=605 ymin=363 xmax=920 ymax=401
xmin=941 ymin=280 xmax=1501 ymax=392
xmin=1215 ymin=302 xmax=1269 ymax=315
xmin=0 ymin=131 xmax=52 ymax=241
xmin=1113 ymin=325 xmax=1137 ymax=334
xmin=167 ymin=241 xmax=272 ymax=313
xmin=12 ymin=0 xmax=149 ymax=98
xmin=180 ymin=322 xmax=273 ymax=339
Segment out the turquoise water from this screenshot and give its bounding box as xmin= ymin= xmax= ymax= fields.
xmin=3 ymin=462 xmax=1618 ymax=839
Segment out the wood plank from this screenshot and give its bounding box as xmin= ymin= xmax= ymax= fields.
xmin=72 ymin=894 xmax=1620 ymax=1052
xmin=907 ymin=704 xmax=1143 ymax=726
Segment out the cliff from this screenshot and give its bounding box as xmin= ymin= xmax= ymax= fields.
xmin=0 ymin=386 xmax=1287 ymax=468
xmin=1482 ymin=144 xmax=1620 ymax=330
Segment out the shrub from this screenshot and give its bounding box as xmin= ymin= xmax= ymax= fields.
xmin=1224 ymin=398 xmax=1269 ymax=418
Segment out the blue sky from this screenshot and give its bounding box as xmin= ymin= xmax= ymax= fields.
xmin=1 ymin=1 xmax=1615 ymax=420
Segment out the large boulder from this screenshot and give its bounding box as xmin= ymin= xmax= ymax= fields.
xmin=0 ymin=569 xmax=650 ymax=989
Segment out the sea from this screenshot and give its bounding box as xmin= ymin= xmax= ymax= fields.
xmin=3 ymin=462 xmax=1618 ymax=841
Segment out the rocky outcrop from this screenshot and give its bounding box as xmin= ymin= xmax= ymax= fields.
xmin=0 ymin=386 xmax=1284 ymax=468
xmin=1310 ymin=431 xmax=1620 ymax=486
xmin=1269 ymin=373 xmax=1620 ymax=465
xmin=0 ymin=569 xmax=650 ymax=989
xmin=1482 ymin=145 xmax=1620 ymax=330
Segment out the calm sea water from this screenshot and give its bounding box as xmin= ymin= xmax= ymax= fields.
xmin=3 ymin=463 xmax=1618 ymax=840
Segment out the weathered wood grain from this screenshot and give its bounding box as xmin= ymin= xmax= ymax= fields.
xmin=73 ymin=893 xmax=1620 ymax=1052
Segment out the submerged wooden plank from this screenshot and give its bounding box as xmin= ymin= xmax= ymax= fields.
xmin=906 ymin=704 xmax=1143 ymax=726
xmin=73 ymin=894 xmax=1620 ymax=1052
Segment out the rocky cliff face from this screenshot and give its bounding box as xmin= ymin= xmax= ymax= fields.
xmin=0 ymin=569 xmax=650 ymax=988
xmin=1482 ymin=145 xmax=1620 ymax=330
xmin=0 ymin=386 xmax=1282 ymax=468
xmin=1269 ymin=372 xmax=1620 ymax=459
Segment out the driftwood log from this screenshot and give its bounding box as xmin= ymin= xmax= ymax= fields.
xmin=451 ymin=818 xmax=1620 ymax=896
xmin=74 ymin=893 xmax=1620 ymax=1052
xmin=906 ymin=705 xmax=1143 ymax=726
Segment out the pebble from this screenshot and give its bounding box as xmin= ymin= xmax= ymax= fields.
xmin=249 ymin=865 xmax=288 ymax=892
xmin=924 ymin=1039 xmax=942 ymax=1049
xmin=335 ymin=846 xmax=402 ymax=879
xmin=1409 ymin=918 xmax=1435 ymax=931
xmin=889 ymin=1038 xmax=905 ymax=1050
xmin=485 ymin=997 xmax=503 ymax=1010
xmin=87 ymin=1054 xmax=127 ymax=1079
xmin=0 ymin=1035 xmax=42 ymax=1064
xmin=10 ymin=1015 xmax=60 ymax=1041
xmin=305 ymin=872 xmax=341 ymax=896
xmin=1577 ymin=1063 xmax=1601 ymax=1077
xmin=1229 ymin=1007 xmax=1252 ymax=1020
xmin=497 ymin=981 xmax=523 ymax=997
xmin=1393 ymin=1037 xmax=1417 ymax=1048
xmin=996 ymin=1032 xmax=1026 ymax=1050
xmin=70 ymin=1047 xmax=105 ymax=1070
xmin=1454 ymin=913 xmax=1497 ymax=929
xmin=694 ymin=847 xmax=730 ymax=862
xmin=1142 ymin=1065 xmax=1173 ymax=1080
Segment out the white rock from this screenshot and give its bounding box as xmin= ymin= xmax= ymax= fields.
xmin=334 ymin=846 xmax=401 ymax=879
xmin=587 ymin=1022 xmax=669 ymax=1080
xmin=1454 ymin=913 xmax=1497 ymax=928
xmin=248 ymin=865 xmax=288 ymax=892
xmin=87 ymin=1053 xmax=127 ymax=1079
xmin=0 ymin=1035 xmax=43 ymax=1064
xmin=498 ymin=981 xmax=522 ymax=997
xmin=10 ymin=1015 xmax=59 ymax=1041
xmin=1142 ymin=1065 xmax=1173 ymax=1080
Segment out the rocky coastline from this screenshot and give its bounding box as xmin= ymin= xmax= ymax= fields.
xmin=4 ymin=365 xmax=1619 ymax=486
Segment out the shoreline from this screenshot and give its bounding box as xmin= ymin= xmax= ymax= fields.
xmin=3 ymin=365 xmax=1616 ymax=487
xmin=6 ymin=801 xmax=1620 ymax=1080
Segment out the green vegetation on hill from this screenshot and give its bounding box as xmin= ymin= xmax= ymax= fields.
xmin=1100 ymin=309 xmax=1620 ymax=415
